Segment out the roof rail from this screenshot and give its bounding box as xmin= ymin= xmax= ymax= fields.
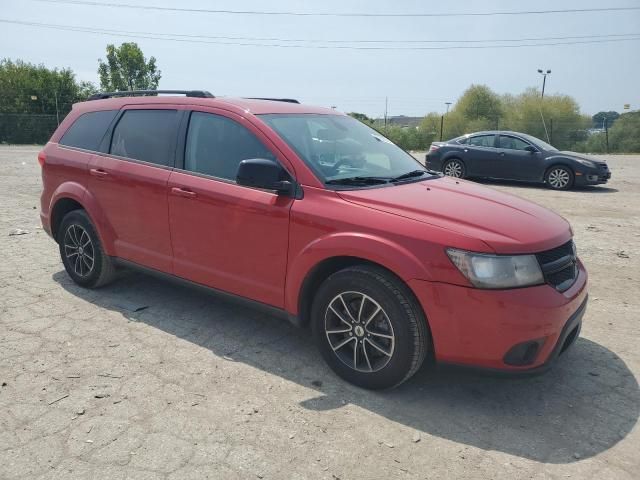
xmin=87 ymin=90 xmax=214 ymax=100
xmin=245 ymin=97 xmax=300 ymax=104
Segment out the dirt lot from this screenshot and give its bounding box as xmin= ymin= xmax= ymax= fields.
xmin=1 ymin=145 xmax=638 ymax=479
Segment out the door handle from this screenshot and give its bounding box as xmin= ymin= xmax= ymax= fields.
xmin=89 ymin=168 xmax=109 ymax=178
xmin=170 ymin=187 xmax=197 ymax=199
xmin=499 ymin=152 xmax=506 ymax=156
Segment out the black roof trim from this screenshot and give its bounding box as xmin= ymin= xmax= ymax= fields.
xmin=245 ymin=97 xmax=300 ymax=104
xmin=87 ymin=90 xmax=214 ymax=100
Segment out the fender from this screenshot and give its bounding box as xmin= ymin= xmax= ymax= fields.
xmin=49 ymin=182 xmax=117 ymax=256
xmin=284 ymin=231 xmax=431 ymax=315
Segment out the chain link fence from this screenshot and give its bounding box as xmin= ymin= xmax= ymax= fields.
xmin=0 ymin=113 xmax=64 ymax=144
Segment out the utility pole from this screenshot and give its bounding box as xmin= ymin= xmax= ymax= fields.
xmin=384 ymin=97 xmax=388 ymax=134
xmin=54 ymin=91 xmax=60 ymax=126
xmin=605 ymin=117 xmax=610 ymax=153
xmin=440 ymin=102 xmax=452 ymax=141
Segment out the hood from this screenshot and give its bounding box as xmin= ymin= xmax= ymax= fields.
xmin=558 ymin=151 xmax=606 ymax=163
xmin=338 ymin=177 xmax=572 ymax=254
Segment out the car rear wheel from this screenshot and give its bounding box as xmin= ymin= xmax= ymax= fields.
xmin=443 ymin=159 xmax=465 ymax=178
xmin=311 ymin=265 xmax=430 ymax=389
xmin=546 ymin=166 xmax=574 ymax=190
xmin=58 ymin=210 xmax=116 ymax=288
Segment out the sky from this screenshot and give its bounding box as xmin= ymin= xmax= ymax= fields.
xmin=1 ymin=0 xmax=639 ymax=118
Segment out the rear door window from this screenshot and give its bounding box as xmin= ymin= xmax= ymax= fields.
xmin=468 ymin=135 xmax=496 ymax=148
xmin=110 ymin=109 xmax=180 ymax=167
xmin=59 ymin=110 xmax=118 ymax=151
xmin=184 ymin=112 xmax=275 ymax=180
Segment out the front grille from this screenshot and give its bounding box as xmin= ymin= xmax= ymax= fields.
xmin=536 ymin=240 xmax=578 ymax=292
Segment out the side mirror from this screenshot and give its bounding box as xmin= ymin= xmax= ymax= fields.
xmin=524 ymin=145 xmax=537 ymax=153
xmin=236 ymin=158 xmax=294 ymax=195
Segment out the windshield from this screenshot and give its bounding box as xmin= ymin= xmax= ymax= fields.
xmin=520 ymin=133 xmax=558 ymax=152
xmin=260 ymin=114 xmax=432 ymax=186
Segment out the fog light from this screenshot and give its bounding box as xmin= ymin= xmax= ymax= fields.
xmin=503 ymin=338 xmax=545 ymax=366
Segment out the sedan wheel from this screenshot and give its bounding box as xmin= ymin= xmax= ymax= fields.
xmin=546 ymin=166 xmax=573 ymax=190
xmin=443 ymin=159 xmax=465 ymax=178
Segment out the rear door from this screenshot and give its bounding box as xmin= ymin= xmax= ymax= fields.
xmin=495 ymin=134 xmax=540 ymax=180
xmin=88 ymin=106 xmax=182 ymax=272
xmin=458 ymin=134 xmax=498 ymax=176
xmin=167 ymin=109 xmax=294 ymax=307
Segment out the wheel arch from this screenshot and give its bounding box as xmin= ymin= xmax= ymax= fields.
xmin=49 ymin=184 xmax=116 ymax=254
xmin=286 ymin=233 xmax=433 ymax=327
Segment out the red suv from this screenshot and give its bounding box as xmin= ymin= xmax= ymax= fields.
xmin=39 ymin=90 xmax=588 ymax=389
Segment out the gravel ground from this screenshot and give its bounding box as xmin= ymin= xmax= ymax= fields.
xmin=1 ymin=145 xmax=638 ymax=480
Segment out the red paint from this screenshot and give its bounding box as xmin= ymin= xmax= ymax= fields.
xmin=40 ymin=95 xmax=588 ymax=372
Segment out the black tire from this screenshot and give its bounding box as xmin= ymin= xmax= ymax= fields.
xmin=311 ymin=265 xmax=430 ymax=390
xmin=442 ymin=158 xmax=466 ymax=178
xmin=545 ymin=165 xmax=574 ymax=190
xmin=58 ymin=210 xmax=116 ymax=288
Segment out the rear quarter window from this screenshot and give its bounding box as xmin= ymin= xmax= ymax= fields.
xmin=59 ymin=110 xmax=118 ymax=151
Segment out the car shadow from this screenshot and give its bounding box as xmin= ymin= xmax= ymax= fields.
xmin=470 ymin=178 xmax=619 ymax=193
xmin=53 ymin=269 xmax=639 ymax=464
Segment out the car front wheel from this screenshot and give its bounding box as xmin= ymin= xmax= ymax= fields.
xmin=545 ymin=166 xmax=574 ymax=190
xmin=311 ymin=265 xmax=430 ymax=389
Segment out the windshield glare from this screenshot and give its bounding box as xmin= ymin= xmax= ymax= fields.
xmin=260 ymin=114 xmax=427 ymax=185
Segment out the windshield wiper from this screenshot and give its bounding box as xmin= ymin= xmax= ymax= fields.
xmin=390 ymin=169 xmax=429 ymax=182
xmin=325 ymin=176 xmax=391 ymax=186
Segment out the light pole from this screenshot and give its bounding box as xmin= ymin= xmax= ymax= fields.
xmin=537 ymin=69 xmax=551 ymax=98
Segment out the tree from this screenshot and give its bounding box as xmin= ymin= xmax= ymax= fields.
xmin=592 ymin=111 xmax=620 ymax=129
xmin=500 ymin=88 xmax=589 ymax=150
xmin=348 ymin=112 xmax=374 ymax=125
xmin=0 ymin=58 xmax=96 ymax=114
xmin=454 ymin=85 xmax=502 ymax=125
xmin=608 ymin=111 xmax=640 ymax=152
xmin=98 ymin=43 xmax=161 ymax=91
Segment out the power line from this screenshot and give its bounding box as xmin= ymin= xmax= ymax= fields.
xmin=35 ymin=0 xmax=640 ymax=18
xmin=2 ymin=18 xmax=638 ymax=45
xmin=2 ymin=19 xmax=640 ymax=51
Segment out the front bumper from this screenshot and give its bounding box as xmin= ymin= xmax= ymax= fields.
xmin=408 ymin=260 xmax=588 ymax=372
xmin=574 ymin=165 xmax=611 ymax=185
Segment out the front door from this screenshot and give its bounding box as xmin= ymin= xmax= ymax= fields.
xmin=495 ymin=134 xmax=539 ymax=180
xmin=167 ymin=110 xmax=294 ymax=308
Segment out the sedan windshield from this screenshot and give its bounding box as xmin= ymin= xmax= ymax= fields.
xmin=260 ymin=114 xmax=433 ymax=186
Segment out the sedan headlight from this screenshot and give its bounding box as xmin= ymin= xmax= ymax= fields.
xmin=574 ymin=158 xmax=597 ymax=167
xmin=446 ymin=248 xmax=544 ymax=289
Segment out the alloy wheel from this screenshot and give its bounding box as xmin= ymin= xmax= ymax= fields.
xmin=548 ymin=168 xmax=570 ymax=189
xmin=444 ymin=160 xmax=463 ymax=178
xmin=324 ymin=291 xmax=395 ymax=373
xmin=63 ymin=224 xmax=95 ymax=277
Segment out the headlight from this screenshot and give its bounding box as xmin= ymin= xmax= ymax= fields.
xmin=446 ymin=248 xmax=544 ymax=289
xmin=574 ymin=158 xmax=597 ymax=167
